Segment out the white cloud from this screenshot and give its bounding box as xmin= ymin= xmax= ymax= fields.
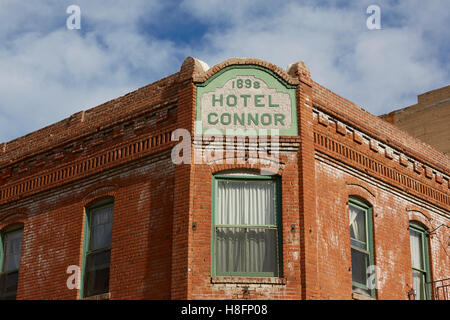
xmin=185 ymin=0 xmax=449 ymax=114
xmin=0 ymin=0 xmax=180 ymax=142
xmin=0 ymin=0 xmax=448 ymax=142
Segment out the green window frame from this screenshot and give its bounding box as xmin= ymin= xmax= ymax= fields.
xmin=211 ymin=174 xmax=282 ymax=277
xmin=409 ymin=223 xmax=431 ymax=300
xmin=80 ymin=199 xmax=114 ymax=298
xmin=348 ymin=197 xmax=376 ymax=298
xmin=0 ymin=226 xmax=24 ymax=300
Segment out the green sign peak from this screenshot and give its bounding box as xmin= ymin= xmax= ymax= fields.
xmin=195 ymin=66 xmax=298 ymax=136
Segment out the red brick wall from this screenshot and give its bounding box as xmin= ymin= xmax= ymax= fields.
xmin=11 ymin=152 xmax=175 ymax=299
xmin=314 ymin=158 xmax=449 ymax=299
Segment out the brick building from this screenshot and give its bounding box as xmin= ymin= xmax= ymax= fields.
xmin=0 ymin=57 xmax=448 ymax=300
xmin=380 ymin=85 xmax=450 ymax=156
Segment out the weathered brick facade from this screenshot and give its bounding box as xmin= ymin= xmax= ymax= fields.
xmin=0 ymin=57 xmax=448 ymax=300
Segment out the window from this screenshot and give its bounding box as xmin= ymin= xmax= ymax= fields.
xmin=409 ymin=223 xmax=431 ymax=300
xmin=349 ymin=198 xmax=375 ymax=298
xmin=0 ymin=227 xmax=23 ymax=300
xmin=212 ymin=174 xmax=281 ymax=277
xmin=81 ymin=201 xmax=113 ymax=298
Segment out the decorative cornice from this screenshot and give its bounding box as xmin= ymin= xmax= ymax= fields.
xmin=312 ymin=101 xmax=449 ymax=175
xmin=191 ymin=57 xmax=300 ymax=86
xmin=313 ymin=127 xmax=449 ymax=211
xmin=0 ymin=102 xmax=177 ymax=185
xmin=0 ymin=96 xmax=177 ymax=168
xmin=313 ymin=109 xmax=450 ymax=186
xmin=0 ymin=126 xmax=176 ymax=206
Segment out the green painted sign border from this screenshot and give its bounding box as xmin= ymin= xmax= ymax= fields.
xmin=195 ymin=65 xmax=298 ymax=136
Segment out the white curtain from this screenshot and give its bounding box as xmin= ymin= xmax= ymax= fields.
xmin=91 ymin=206 xmax=113 ymax=250
xmin=409 ymin=230 xmax=423 ymax=269
xmin=216 ymin=180 xmax=275 ymax=225
xmin=216 ymin=180 xmax=276 ymax=274
xmin=349 ymin=204 xmax=370 ymax=289
xmin=410 ymin=229 xmax=424 ymax=299
xmin=412 ymin=270 xmax=424 ymax=300
xmin=349 ymin=205 xmax=366 ymax=244
xmin=4 ymin=230 xmax=23 ymax=272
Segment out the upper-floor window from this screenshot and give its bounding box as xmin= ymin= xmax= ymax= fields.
xmin=212 ymin=174 xmax=282 ymax=277
xmin=409 ymin=223 xmax=431 ymax=300
xmin=81 ymin=200 xmax=113 ymax=298
xmin=349 ymin=197 xmax=375 ymax=298
xmin=0 ymin=227 xmax=23 ymax=300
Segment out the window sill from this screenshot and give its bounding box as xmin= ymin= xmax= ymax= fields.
xmin=352 ymin=292 xmax=375 ymax=300
xmin=211 ymin=276 xmax=286 ymax=285
xmin=81 ymin=292 xmax=111 ymax=300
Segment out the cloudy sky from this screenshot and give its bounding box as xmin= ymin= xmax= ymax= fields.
xmin=0 ymin=0 xmax=448 ymax=142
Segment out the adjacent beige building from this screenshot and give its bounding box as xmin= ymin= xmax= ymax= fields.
xmin=380 ymin=85 xmax=450 ymax=155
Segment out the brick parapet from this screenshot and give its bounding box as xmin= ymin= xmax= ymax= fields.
xmin=0 ymin=73 xmax=179 ymax=165
xmin=313 ymin=125 xmax=449 ymax=212
xmin=312 ymin=82 xmax=449 ymax=174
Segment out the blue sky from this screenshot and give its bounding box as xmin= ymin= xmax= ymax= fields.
xmin=0 ymin=0 xmax=448 ymax=142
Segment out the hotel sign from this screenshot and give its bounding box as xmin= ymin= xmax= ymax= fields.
xmin=195 ymin=66 xmax=298 ymax=135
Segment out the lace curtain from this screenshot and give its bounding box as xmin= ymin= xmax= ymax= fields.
xmin=4 ymin=230 xmax=23 ymax=272
xmin=216 ymin=180 xmax=277 ymax=274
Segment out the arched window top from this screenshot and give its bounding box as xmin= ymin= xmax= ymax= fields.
xmin=407 ymin=209 xmax=432 ymax=230
xmin=0 ymin=210 xmax=27 ymax=230
xmin=349 ymin=195 xmax=372 ymax=209
xmin=409 ymin=220 xmax=429 ymax=234
xmin=85 ymin=196 xmax=114 ymax=209
xmin=214 ymin=168 xmax=268 ymax=177
xmin=0 ymin=223 xmax=24 ymax=233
